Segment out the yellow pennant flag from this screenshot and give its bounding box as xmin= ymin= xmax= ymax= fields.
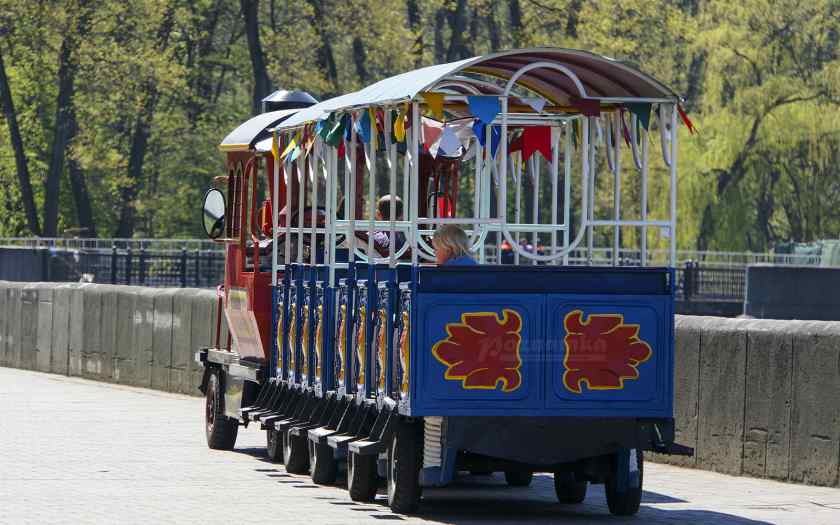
xmin=271 ymin=129 xmax=280 ymax=160
xmin=369 ymin=107 xmax=378 ymax=149
xmin=394 ymin=104 xmax=407 ymax=142
xmin=421 ymin=92 xmax=444 ymax=120
xmin=280 ymin=135 xmax=297 ymax=159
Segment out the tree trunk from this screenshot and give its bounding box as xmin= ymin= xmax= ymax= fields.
xmin=43 ymin=26 xmax=81 ymax=237
xmin=352 ymin=37 xmax=368 ymax=84
xmin=509 ymin=0 xmax=523 ymax=48
xmin=406 ymin=0 xmax=423 ymax=66
xmin=445 ymin=0 xmax=470 ymax=61
xmin=241 ymin=0 xmax=272 ymax=114
xmin=305 ymin=0 xmax=339 ymax=94
xmin=0 ymin=48 xmax=41 ymax=235
xmin=66 ymin=109 xmax=96 ymax=237
xmin=486 ymin=1 xmax=501 ymax=51
xmin=113 ymin=8 xmax=175 ymax=238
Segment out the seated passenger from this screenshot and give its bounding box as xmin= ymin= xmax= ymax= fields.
xmin=432 ymin=224 xmax=476 ymax=266
xmin=372 ymin=194 xmax=406 ymax=254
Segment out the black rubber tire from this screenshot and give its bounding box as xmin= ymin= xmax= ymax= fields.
xmin=310 ymin=441 xmax=337 ymax=484
xmin=348 ymin=451 xmax=378 ymax=502
xmin=605 ymin=449 xmax=644 ymax=516
xmin=554 ymin=472 xmax=588 ymax=503
xmin=504 ymin=471 xmax=533 ymax=487
xmin=387 ymin=422 xmax=423 ymax=514
xmin=283 ymin=431 xmax=310 ymax=474
xmin=205 ymin=370 xmax=238 ymax=450
xmin=266 ymin=428 xmax=283 ymax=462
xmin=469 ymin=470 xmax=493 ymax=476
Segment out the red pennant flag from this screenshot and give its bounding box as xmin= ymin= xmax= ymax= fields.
xmin=338 ymin=141 xmax=345 ymax=158
xmin=621 ymin=110 xmax=632 ymax=147
xmin=677 ymin=105 xmax=696 ymax=135
xmin=522 ymin=126 xmax=552 ymax=162
xmin=570 ymin=97 xmax=601 ymax=117
xmin=508 ymin=131 xmax=524 ymax=154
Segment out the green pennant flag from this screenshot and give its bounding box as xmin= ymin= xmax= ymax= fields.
xmin=317 ymin=114 xmax=334 ymax=140
xmin=325 ymin=116 xmax=346 ymax=147
xmin=624 ymin=102 xmax=652 ymax=131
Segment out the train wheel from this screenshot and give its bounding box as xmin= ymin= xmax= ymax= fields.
xmin=605 ymin=449 xmax=643 ymax=516
xmin=387 ymin=421 xmax=423 ymax=514
xmin=310 ymin=441 xmax=337 ymax=484
xmin=504 ymin=471 xmax=533 ymax=487
xmin=283 ymin=431 xmax=310 ymax=474
xmin=205 ymin=370 xmax=238 ymax=450
xmin=348 ymin=451 xmax=378 ymax=502
xmin=554 ymin=472 xmax=588 ymax=503
xmin=266 ymin=428 xmax=283 ymax=462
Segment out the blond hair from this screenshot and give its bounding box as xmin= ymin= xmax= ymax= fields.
xmin=433 ymin=224 xmax=472 ymax=259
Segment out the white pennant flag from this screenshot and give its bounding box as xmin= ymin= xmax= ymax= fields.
xmin=522 ymin=97 xmax=547 ymax=113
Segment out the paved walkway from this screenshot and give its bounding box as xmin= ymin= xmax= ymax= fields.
xmin=1 ymin=367 xmax=839 ymax=525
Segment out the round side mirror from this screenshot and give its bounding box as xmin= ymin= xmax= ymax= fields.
xmin=202 ymin=188 xmax=226 ymax=239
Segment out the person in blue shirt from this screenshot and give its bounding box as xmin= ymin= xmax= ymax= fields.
xmin=432 ymin=224 xmax=477 ymax=266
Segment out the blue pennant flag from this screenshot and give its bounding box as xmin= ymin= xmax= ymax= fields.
xmin=472 ymin=120 xmax=501 ymax=158
xmin=468 ymin=96 xmax=501 ymax=125
xmin=355 ymin=110 xmax=372 ymax=144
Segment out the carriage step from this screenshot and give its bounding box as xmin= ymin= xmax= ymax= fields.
xmin=307 ymin=426 xmax=338 ymax=445
xmin=274 ymin=418 xmax=302 ymax=431
xmin=289 ymin=424 xmax=320 ymax=437
xmin=347 ymin=439 xmax=385 ymax=456
xmin=326 ymin=433 xmax=361 ymax=451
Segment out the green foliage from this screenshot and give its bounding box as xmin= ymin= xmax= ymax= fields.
xmin=0 ymin=0 xmax=838 ymax=249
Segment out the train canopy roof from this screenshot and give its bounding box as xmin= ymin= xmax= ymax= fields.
xmin=219 ymin=108 xmax=300 ymax=152
xmin=276 ymin=47 xmax=681 ymax=131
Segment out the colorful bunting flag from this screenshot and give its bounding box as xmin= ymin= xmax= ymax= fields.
xmin=570 ymin=97 xmax=601 ymax=117
xmin=522 ymin=97 xmax=547 ymax=113
xmin=356 ymin=110 xmax=372 ymax=144
xmin=394 ymin=106 xmax=407 ymax=143
xmin=271 ymin=129 xmax=280 ymax=161
xmin=280 ymin=133 xmax=298 ymax=159
xmin=471 ymin=120 xmax=501 ymax=158
xmin=421 ymin=92 xmax=445 ymax=120
xmin=521 ymin=126 xmax=552 ymax=162
xmin=325 ymin=116 xmax=345 ymax=147
xmin=421 ymin=117 xmax=444 ymax=152
xmin=437 ymin=125 xmax=461 ymax=157
xmin=624 ymin=102 xmax=652 ymax=130
xmin=467 ymin=96 xmax=501 ymax=124
xmin=677 ymin=105 xmax=697 ymax=135
xmin=620 ymin=111 xmax=632 ymax=147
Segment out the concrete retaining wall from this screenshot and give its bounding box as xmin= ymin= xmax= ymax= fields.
xmin=0 ymin=281 xmax=225 ymax=396
xmin=1 ymin=281 xmax=837 ymax=487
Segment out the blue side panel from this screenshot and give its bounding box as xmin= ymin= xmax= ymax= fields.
xmin=544 ymin=294 xmax=672 ymax=417
xmin=411 ymin=293 xmax=544 ymax=414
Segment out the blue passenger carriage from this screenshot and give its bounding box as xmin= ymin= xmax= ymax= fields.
xmin=201 ymin=48 xmax=693 ymax=516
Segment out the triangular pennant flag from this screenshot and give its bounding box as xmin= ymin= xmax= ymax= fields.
xmin=625 ymin=102 xmax=652 ymax=130
xmin=508 ymin=130 xmax=524 ymax=154
xmin=467 ymin=96 xmax=500 ymax=124
xmin=271 ymin=129 xmax=280 ymax=161
xmin=438 ymin=125 xmax=462 ymax=157
xmin=449 ymin=119 xmax=474 ymax=150
xmin=343 ymin=113 xmax=352 ymax=142
xmin=472 ymin=120 xmax=502 ymax=158
xmin=337 ymin=141 xmax=345 ymax=158
xmin=620 ymin=110 xmax=632 ymax=147
xmin=420 ymin=92 xmax=445 ymax=120
xmin=394 ymin=106 xmax=407 ymax=143
xmin=280 ymin=134 xmax=298 ymax=159
xmin=368 ymin=107 xmax=378 ymax=149
xmin=570 ymin=97 xmax=601 ymax=117
xmin=677 ymin=105 xmax=697 ymax=135
xmin=289 ymin=144 xmax=301 ymax=163
xmin=325 ymin=116 xmax=345 ymax=147
xmin=421 ymin=117 xmax=444 ymax=151
xmin=356 ymin=110 xmax=372 ymax=144
xmin=522 ymin=97 xmax=546 ymax=113
xmin=521 ymin=126 xmax=552 ymax=162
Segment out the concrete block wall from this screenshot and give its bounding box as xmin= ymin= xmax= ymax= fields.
xmin=653 ymin=316 xmax=840 ymax=487
xmin=0 ymin=281 xmax=224 ymax=396
xmin=1 ymin=282 xmax=838 ymax=487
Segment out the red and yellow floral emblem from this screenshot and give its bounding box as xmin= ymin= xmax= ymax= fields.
xmin=562 ymin=310 xmax=652 ymax=394
xmin=432 ymin=309 xmax=523 ymax=392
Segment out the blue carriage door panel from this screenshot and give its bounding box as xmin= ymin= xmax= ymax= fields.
xmin=411 ymin=293 xmax=543 ymax=414
xmin=544 ymin=295 xmax=671 ymax=415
